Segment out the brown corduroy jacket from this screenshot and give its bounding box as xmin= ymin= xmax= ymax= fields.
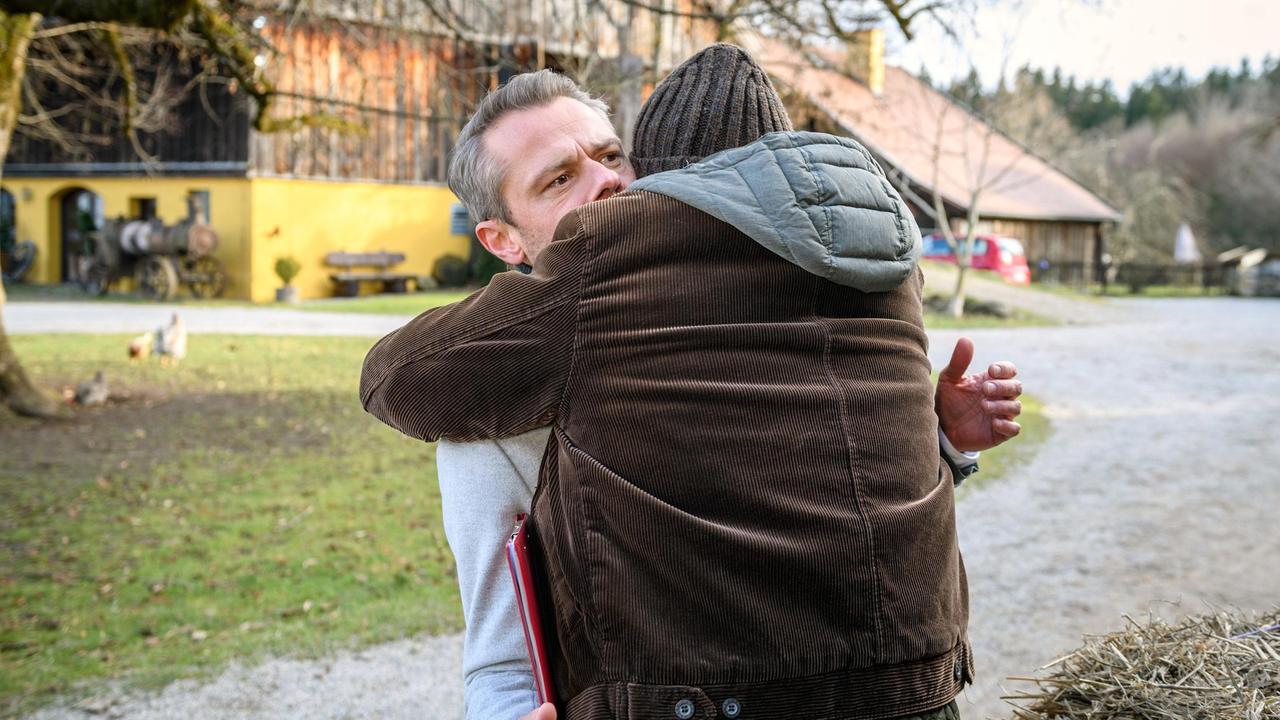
xmin=362 ymin=133 xmax=972 ymax=719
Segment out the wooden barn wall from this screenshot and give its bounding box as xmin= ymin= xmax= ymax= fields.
xmin=298 ymin=0 xmax=718 ymax=74
xmin=6 ymin=50 xmax=252 ymax=169
xmin=248 ymin=7 xmax=718 ymax=185
xmin=6 ymin=4 xmax=716 ymax=177
xmin=987 ymin=219 xmax=1099 ymax=265
xmin=249 ymin=21 xmax=491 ymax=183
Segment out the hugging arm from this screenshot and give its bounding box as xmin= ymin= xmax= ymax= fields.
xmin=934 ymin=336 xmax=1024 ymax=483
xmin=936 ymin=336 xmax=1022 ymax=451
xmin=359 ymin=226 xmax=588 ymax=443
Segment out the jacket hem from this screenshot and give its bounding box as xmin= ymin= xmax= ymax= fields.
xmin=563 ymin=640 xmax=973 ymax=720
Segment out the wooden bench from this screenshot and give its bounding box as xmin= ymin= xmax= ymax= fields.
xmin=325 ymin=251 xmax=414 ymax=297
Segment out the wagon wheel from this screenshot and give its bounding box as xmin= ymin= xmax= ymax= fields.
xmin=184 ymin=255 xmax=226 ymax=299
xmin=136 ymin=255 xmax=178 ymax=301
xmin=80 ymin=258 xmax=113 ymax=296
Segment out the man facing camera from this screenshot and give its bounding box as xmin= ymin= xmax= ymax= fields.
xmin=364 ymin=46 xmax=1022 ymax=720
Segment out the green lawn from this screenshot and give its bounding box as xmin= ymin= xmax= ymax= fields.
xmin=0 ymin=333 xmax=1048 ymax=715
xmin=0 ymin=335 xmax=459 ymax=716
xmin=922 ymin=309 xmax=1056 ymax=329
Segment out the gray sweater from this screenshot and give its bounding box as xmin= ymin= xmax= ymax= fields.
xmin=437 ymin=429 xmax=549 ymax=720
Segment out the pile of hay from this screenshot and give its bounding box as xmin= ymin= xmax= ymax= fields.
xmin=1006 ymin=610 xmax=1280 ymax=719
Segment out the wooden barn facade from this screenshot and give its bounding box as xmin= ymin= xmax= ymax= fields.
xmin=4 ymin=3 xmax=717 ymax=301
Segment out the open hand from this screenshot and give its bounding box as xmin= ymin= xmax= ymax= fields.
xmin=936 ymin=337 xmax=1022 ymax=452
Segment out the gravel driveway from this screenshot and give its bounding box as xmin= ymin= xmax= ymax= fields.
xmin=5 ymin=302 xmax=406 ymax=337
xmin=933 ymin=297 xmax=1280 ymax=718
xmin=23 ymin=297 xmax=1280 ymax=720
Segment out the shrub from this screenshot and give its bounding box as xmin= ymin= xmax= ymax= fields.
xmin=432 ymin=254 xmax=469 ymax=288
xmin=274 ymin=256 xmax=301 ymax=286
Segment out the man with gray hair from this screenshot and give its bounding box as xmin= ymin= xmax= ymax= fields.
xmin=397 ymin=66 xmax=1021 ymax=719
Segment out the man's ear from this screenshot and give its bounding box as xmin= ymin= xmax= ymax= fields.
xmin=475 ymin=219 xmax=529 ymax=266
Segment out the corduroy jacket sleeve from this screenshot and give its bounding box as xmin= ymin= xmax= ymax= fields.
xmin=359 ymin=220 xmax=589 ymax=443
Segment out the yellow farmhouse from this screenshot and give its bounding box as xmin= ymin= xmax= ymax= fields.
xmin=3 ymin=13 xmax=498 ymax=303
xmin=4 ymin=7 xmax=717 ymax=302
xmin=3 ymin=175 xmax=463 ymax=302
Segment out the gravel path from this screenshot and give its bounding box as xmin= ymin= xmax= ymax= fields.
xmin=22 ymin=297 xmax=1280 ymax=720
xmin=931 ymin=297 xmax=1280 ymax=719
xmin=5 ymin=301 xmax=405 ymax=337
xmin=27 ymin=636 xmax=465 ymax=720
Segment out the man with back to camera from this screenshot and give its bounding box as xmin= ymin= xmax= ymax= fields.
xmin=368 ymin=49 xmax=1022 ymax=720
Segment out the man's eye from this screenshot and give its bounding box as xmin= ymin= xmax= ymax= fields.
xmin=549 ymin=174 xmax=569 ymax=189
xmin=603 ymin=152 xmax=621 ymax=164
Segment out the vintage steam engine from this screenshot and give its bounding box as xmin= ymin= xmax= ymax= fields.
xmin=83 ymin=215 xmax=226 ymax=300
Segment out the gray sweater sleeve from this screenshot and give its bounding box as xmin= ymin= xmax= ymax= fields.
xmin=436 ymin=429 xmax=551 ymax=720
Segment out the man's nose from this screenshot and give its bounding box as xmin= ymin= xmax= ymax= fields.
xmin=590 ymin=162 xmax=623 ymax=201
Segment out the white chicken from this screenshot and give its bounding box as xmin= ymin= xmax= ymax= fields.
xmin=154 ymin=313 xmax=188 ymax=366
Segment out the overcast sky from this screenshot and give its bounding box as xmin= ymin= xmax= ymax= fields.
xmin=889 ymin=0 xmax=1279 ymax=94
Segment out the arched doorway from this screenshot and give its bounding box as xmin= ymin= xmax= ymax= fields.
xmin=56 ymin=188 xmax=103 ymax=283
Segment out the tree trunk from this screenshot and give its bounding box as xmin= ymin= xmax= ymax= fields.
xmin=948 ymin=262 xmax=968 ymax=317
xmin=947 ymin=206 xmax=982 ymax=319
xmin=0 ymin=11 xmax=60 ymax=418
xmin=0 ymin=281 xmax=61 ymax=417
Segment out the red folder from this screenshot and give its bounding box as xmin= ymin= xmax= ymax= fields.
xmin=506 ymin=513 xmax=556 ymax=706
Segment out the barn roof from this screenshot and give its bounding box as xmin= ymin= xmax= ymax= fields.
xmin=749 ymin=37 xmax=1122 ymax=224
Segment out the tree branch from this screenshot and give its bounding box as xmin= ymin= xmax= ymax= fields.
xmin=31 ymin=21 xmax=113 ymax=39
xmin=189 ymin=2 xmax=363 ymax=136
xmin=612 ymin=0 xmax=774 ymax=22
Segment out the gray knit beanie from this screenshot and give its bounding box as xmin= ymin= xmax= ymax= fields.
xmin=630 ymin=43 xmax=793 ymax=178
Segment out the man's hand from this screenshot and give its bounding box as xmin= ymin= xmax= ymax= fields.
xmin=519 ymin=703 xmax=557 ymax=720
xmin=936 ymin=337 xmax=1022 ymax=452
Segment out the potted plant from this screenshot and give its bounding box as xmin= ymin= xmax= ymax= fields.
xmin=274 ymin=256 xmax=301 ymax=303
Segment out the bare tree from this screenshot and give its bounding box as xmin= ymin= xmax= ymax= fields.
xmin=0 ymin=0 xmax=354 ymax=419
xmin=503 ymin=0 xmax=994 ymax=143
xmin=0 ymin=11 xmax=54 ymax=417
xmin=927 ymin=73 xmax=1055 ymax=316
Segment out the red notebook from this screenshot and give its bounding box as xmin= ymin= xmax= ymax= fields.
xmin=506 ymin=513 xmax=556 ymax=706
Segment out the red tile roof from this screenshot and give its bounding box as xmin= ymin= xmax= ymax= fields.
xmin=749 ymin=37 xmax=1122 ymax=223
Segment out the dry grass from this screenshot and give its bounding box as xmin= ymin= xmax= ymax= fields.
xmin=1005 ymin=609 xmax=1280 ymax=719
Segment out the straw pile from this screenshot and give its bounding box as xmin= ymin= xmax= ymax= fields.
xmin=1005 ymin=610 xmax=1280 ymax=719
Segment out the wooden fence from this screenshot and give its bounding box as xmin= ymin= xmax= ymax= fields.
xmin=1032 ymin=261 xmax=1233 ymax=294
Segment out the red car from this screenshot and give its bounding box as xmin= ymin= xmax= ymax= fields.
xmin=922 ymin=232 xmax=1031 ymax=285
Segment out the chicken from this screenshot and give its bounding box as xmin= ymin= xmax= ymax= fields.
xmin=154 ymin=313 xmax=188 ymax=366
xmin=74 ymin=371 xmax=109 ymax=407
xmin=128 ymin=331 xmax=154 ymax=361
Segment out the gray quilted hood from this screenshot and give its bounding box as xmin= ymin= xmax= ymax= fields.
xmin=627 ymin=131 xmax=921 ymax=292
